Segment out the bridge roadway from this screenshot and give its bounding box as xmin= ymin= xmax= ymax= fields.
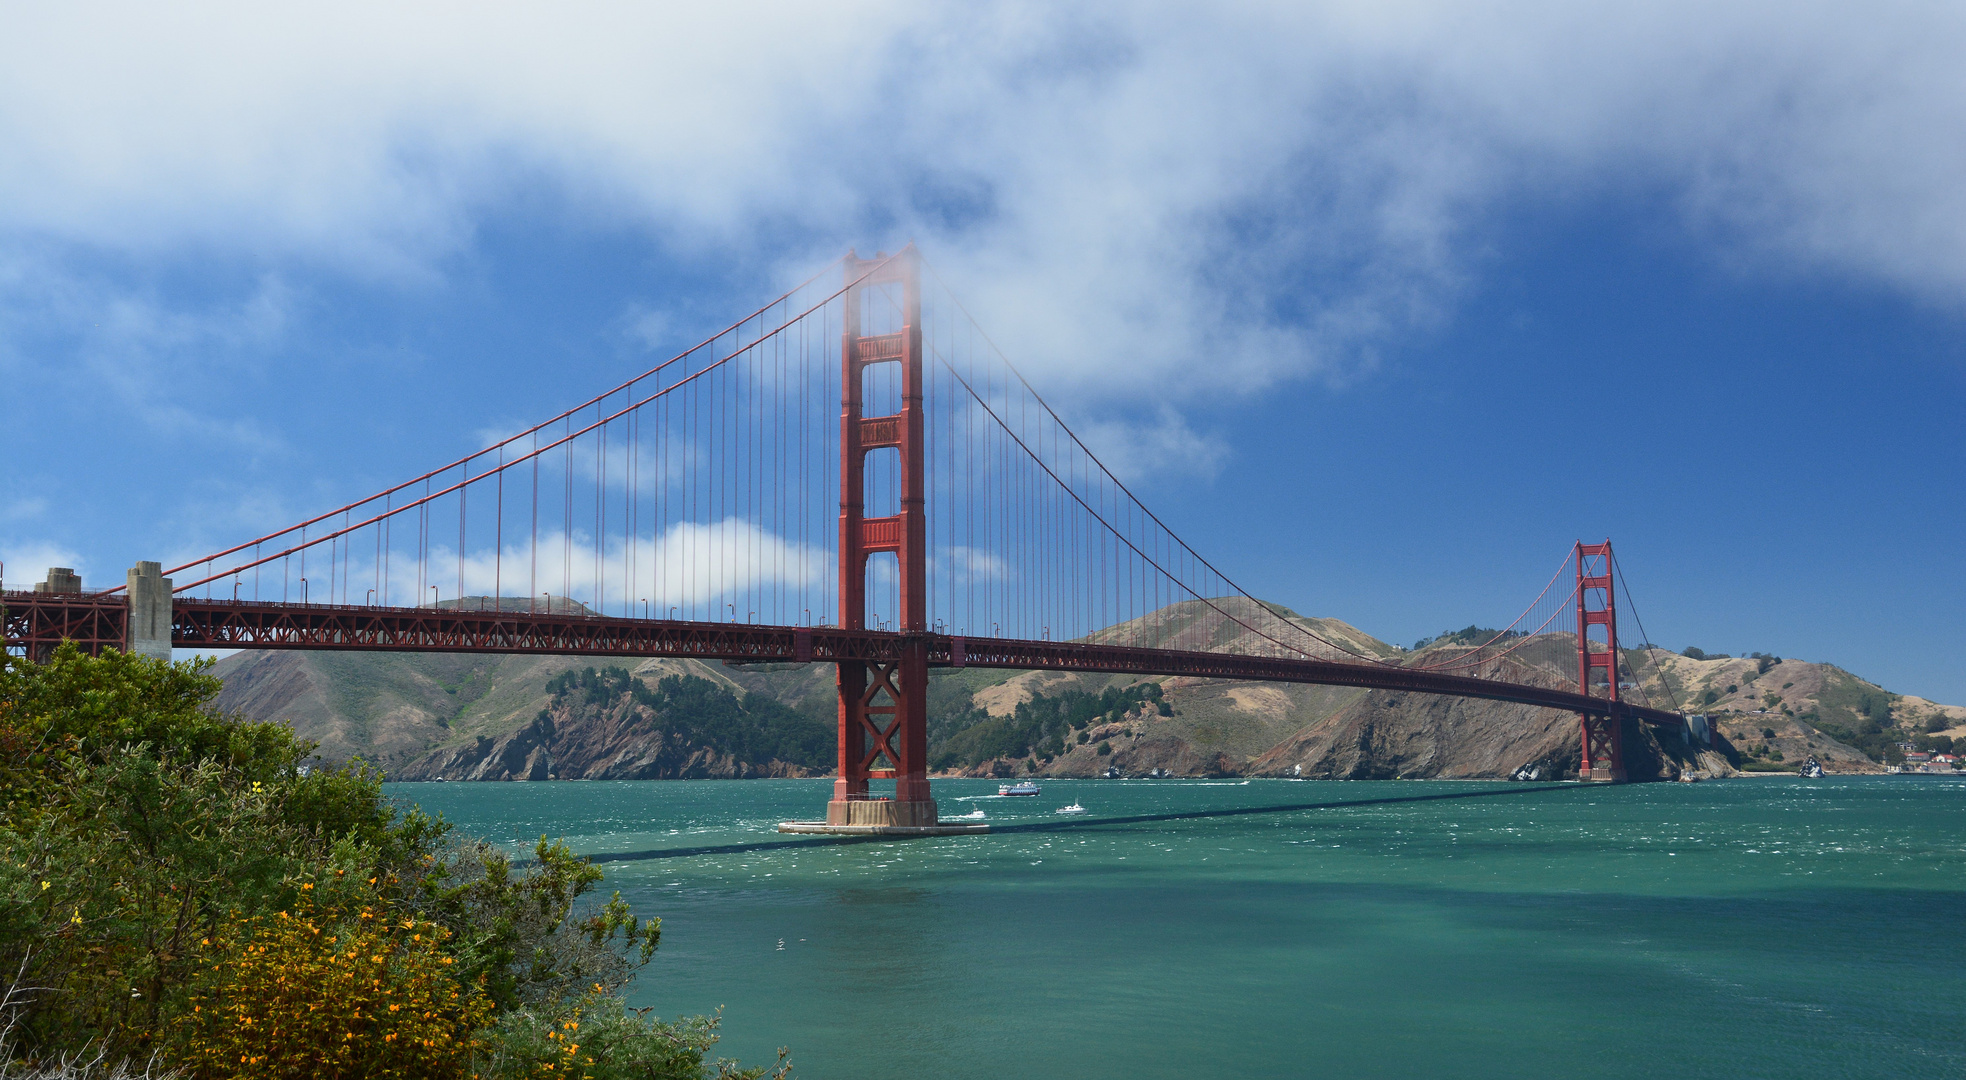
xmin=4 ymin=590 xmax=1683 ymax=728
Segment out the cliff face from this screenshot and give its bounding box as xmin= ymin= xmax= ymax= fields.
xmin=389 ymin=699 xmax=820 ymax=781
xmin=1251 ymin=691 xmax=1586 ymax=780
xmin=209 ymin=649 xmax=525 ymax=770
xmin=386 ymin=665 xmax=831 ymax=780
xmin=210 ymin=648 xmax=778 ymax=775
xmin=1244 ymin=690 xmax=1723 ymax=781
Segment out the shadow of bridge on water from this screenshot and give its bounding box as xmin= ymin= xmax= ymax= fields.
xmin=574 ymin=782 xmax=1586 ymax=865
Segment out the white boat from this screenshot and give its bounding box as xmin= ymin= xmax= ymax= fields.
xmin=999 ymin=781 xmax=1041 ymax=796
xmin=950 ymin=808 xmax=987 ymax=820
xmin=1054 ymin=802 xmax=1086 ymax=815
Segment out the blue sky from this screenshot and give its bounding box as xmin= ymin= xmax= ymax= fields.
xmin=1 ymin=4 xmax=1962 ymax=702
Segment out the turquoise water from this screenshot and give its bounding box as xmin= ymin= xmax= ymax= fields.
xmin=387 ymin=777 xmax=1966 ymax=1079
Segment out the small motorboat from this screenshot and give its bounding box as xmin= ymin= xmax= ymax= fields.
xmin=999 ymin=780 xmax=1042 ymax=796
xmin=949 ymin=808 xmax=987 ymax=820
xmin=1054 ymin=802 xmax=1086 ymax=815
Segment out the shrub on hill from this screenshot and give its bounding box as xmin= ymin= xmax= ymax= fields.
xmin=1797 ymin=670 xmax=1905 ymax=762
xmin=931 ymin=683 xmax=1164 ymax=770
xmin=1411 ymin=626 xmax=1515 ymax=651
xmin=547 ymin=666 xmax=832 ymax=770
xmin=0 ymin=645 xmax=785 ymax=1079
xmin=1912 ymin=734 xmax=1954 ymax=755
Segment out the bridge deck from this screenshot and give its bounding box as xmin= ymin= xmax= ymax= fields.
xmin=4 ymin=591 xmax=1683 ymax=728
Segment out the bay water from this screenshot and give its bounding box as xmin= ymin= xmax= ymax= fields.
xmin=388 ymin=776 xmax=1966 ymax=1079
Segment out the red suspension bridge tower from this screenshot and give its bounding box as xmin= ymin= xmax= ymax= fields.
xmin=827 ymin=247 xmax=940 ymax=828
xmin=1575 ymin=540 xmax=1625 ymax=783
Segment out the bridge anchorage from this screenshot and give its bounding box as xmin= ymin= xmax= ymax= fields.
xmin=4 ymin=245 xmax=1693 ymax=822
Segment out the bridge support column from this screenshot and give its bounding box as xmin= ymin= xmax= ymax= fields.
xmin=1576 ymin=540 xmax=1626 ymax=782
xmin=34 ymin=567 xmax=82 ymax=595
xmin=800 ymin=246 xmax=971 ymax=836
xmin=125 ymin=561 xmax=174 ymax=661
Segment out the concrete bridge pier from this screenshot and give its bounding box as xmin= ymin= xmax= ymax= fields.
xmin=33 ymin=567 xmax=82 ymax=594
xmin=125 ymin=561 xmax=173 ymax=661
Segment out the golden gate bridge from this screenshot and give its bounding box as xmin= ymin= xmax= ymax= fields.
xmin=3 ymin=246 xmax=1691 ymax=832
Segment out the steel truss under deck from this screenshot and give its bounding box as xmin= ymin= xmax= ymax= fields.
xmin=4 ymin=590 xmax=1683 ymax=730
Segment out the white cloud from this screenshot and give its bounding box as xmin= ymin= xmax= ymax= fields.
xmin=0 ymin=255 xmax=294 ymax=451
xmin=2 ymin=1 xmax=1961 ymax=409
xmin=936 ymin=546 xmax=1011 ymax=584
xmin=1078 ymin=407 xmax=1230 ymax=484
xmin=0 ymin=540 xmax=88 ymax=589
xmin=226 ymin=518 xmax=833 ymax=620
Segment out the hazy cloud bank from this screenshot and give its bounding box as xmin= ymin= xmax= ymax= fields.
xmin=2 ymin=2 xmax=1960 ymax=412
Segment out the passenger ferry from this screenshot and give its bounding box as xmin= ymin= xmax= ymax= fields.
xmin=999 ymin=780 xmax=1041 ymax=796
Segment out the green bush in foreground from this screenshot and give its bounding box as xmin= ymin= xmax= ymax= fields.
xmin=0 ymin=644 xmax=786 ymax=1079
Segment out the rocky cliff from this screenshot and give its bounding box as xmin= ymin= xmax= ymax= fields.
xmin=210 ymin=646 xmax=793 ymax=775
xmin=389 ymin=700 xmax=819 ymax=781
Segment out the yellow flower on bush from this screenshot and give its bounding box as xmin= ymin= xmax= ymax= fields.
xmin=175 ymin=897 xmax=491 ymax=1079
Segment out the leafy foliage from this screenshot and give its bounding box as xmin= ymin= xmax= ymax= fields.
xmin=482 ymin=997 xmax=786 ymax=1080
xmin=409 ymin=837 xmax=657 ymax=1012
xmin=0 ymin=645 xmax=778 ymax=1078
xmin=175 ymin=897 xmax=491 ymax=1079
